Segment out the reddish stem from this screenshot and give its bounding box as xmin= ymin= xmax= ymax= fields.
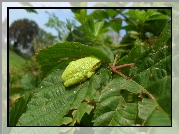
xmin=115 ymin=63 xmax=134 ymax=70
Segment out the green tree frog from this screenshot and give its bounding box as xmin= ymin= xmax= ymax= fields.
xmin=61 ymin=57 xmax=101 ymax=87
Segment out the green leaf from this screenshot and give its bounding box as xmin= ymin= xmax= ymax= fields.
xmin=83 ymin=67 xmax=111 ymax=102
xmin=145 ymin=19 xmax=169 ymax=36
xmin=71 ymin=102 xmax=94 ymax=125
xmin=109 ymin=18 xmax=122 ymax=33
xmin=138 ymin=98 xmax=171 ymax=126
xmin=124 ymin=9 xmax=170 ymax=36
xmin=138 ymin=98 xmax=158 ymax=120
xmin=17 ymin=84 xmax=76 ymax=126
xmin=84 ymin=20 xmax=108 ymax=39
xmin=105 ymin=9 xmax=118 ymax=18
xmin=94 ymin=45 xmax=114 ymax=62
xmin=146 ymin=76 xmax=171 ymax=115
xmin=144 ymin=110 xmax=171 ymax=126
xmin=25 ymin=9 xmax=38 ymax=14
xmin=94 ymin=21 xmax=105 ymax=37
xmin=73 ymin=9 xmax=87 ymax=24
xmin=125 ymin=9 xmax=149 ymax=23
xmin=91 ymin=9 xmax=109 ymax=20
xmin=20 ymin=72 xmax=36 ymax=90
xmin=125 ymin=9 xmax=164 ymax=23
xmin=9 ymin=93 xmax=33 ymax=126
xmin=117 ymin=39 xmax=148 ymax=65
xmin=118 ymin=39 xmax=148 ymax=75
xmin=9 ymin=87 xmax=26 ymax=101
xmin=146 ymin=11 xmax=169 ymax=21
xmin=93 ymin=77 xmax=140 ymax=126
xmin=80 ymin=9 xmax=87 ymax=23
xmin=35 ymin=42 xmax=111 ymax=77
xmin=84 ymin=18 xmax=95 ymax=38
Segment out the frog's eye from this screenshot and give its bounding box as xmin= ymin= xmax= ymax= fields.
xmin=92 ymin=62 xmax=101 ymax=70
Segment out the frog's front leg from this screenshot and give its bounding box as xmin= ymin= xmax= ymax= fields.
xmin=86 ymin=71 xmax=95 ymax=78
xmin=64 ymin=75 xmax=84 ymax=87
xmin=64 ymin=73 xmax=86 ymax=87
xmin=64 ymin=71 xmax=95 ymax=87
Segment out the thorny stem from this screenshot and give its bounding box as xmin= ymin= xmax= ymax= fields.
xmin=110 ymin=54 xmax=134 ymax=78
xmin=115 ymin=63 xmax=134 ymax=70
xmin=111 ymin=69 xmax=129 ymax=79
xmin=112 ymin=54 xmax=119 ymax=67
xmin=109 ymin=54 xmax=156 ymax=101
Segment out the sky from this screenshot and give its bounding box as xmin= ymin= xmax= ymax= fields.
xmin=9 ymin=8 xmax=75 ymax=36
xmin=3 ymin=2 xmax=77 ymax=37
xmin=2 ymin=2 xmax=72 ymax=22
xmin=2 ymin=2 xmax=101 ymax=37
xmin=2 ymin=2 xmax=128 ymax=43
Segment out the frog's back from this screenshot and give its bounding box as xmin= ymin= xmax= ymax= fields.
xmin=61 ymin=57 xmax=100 ymax=81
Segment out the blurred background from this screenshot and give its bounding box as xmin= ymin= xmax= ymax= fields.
xmin=2 ymin=2 xmax=178 ymax=132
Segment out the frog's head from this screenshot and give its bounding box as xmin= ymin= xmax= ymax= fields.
xmin=87 ymin=56 xmax=101 ymax=71
xmin=91 ymin=60 xmax=101 ymax=71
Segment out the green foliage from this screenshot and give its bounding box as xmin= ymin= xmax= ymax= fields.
xmin=32 ymin=28 xmax=57 ymax=53
xmin=45 ymin=12 xmax=68 ymax=41
xmin=91 ymin=10 xmax=109 ymax=20
xmin=105 ymin=9 xmax=119 ymax=18
xmin=9 ymin=93 xmax=33 ymax=126
xmin=20 ymin=72 xmax=38 ymax=90
xmin=9 ymin=50 xmax=33 ymax=87
xmin=9 ymin=49 xmax=40 ymax=106
xmin=72 ymin=9 xmax=87 ymax=25
xmin=122 ymin=9 xmax=169 ymax=43
xmin=9 ymin=8 xmax=171 ymax=127
xmin=25 ymin=9 xmax=38 ymax=14
xmin=9 ymin=50 xmax=27 ymax=69
xmin=69 ymin=9 xmax=122 ymax=46
xmin=110 ymin=18 xmax=122 ymax=33
xmin=9 ymin=18 xmax=38 ymax=49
